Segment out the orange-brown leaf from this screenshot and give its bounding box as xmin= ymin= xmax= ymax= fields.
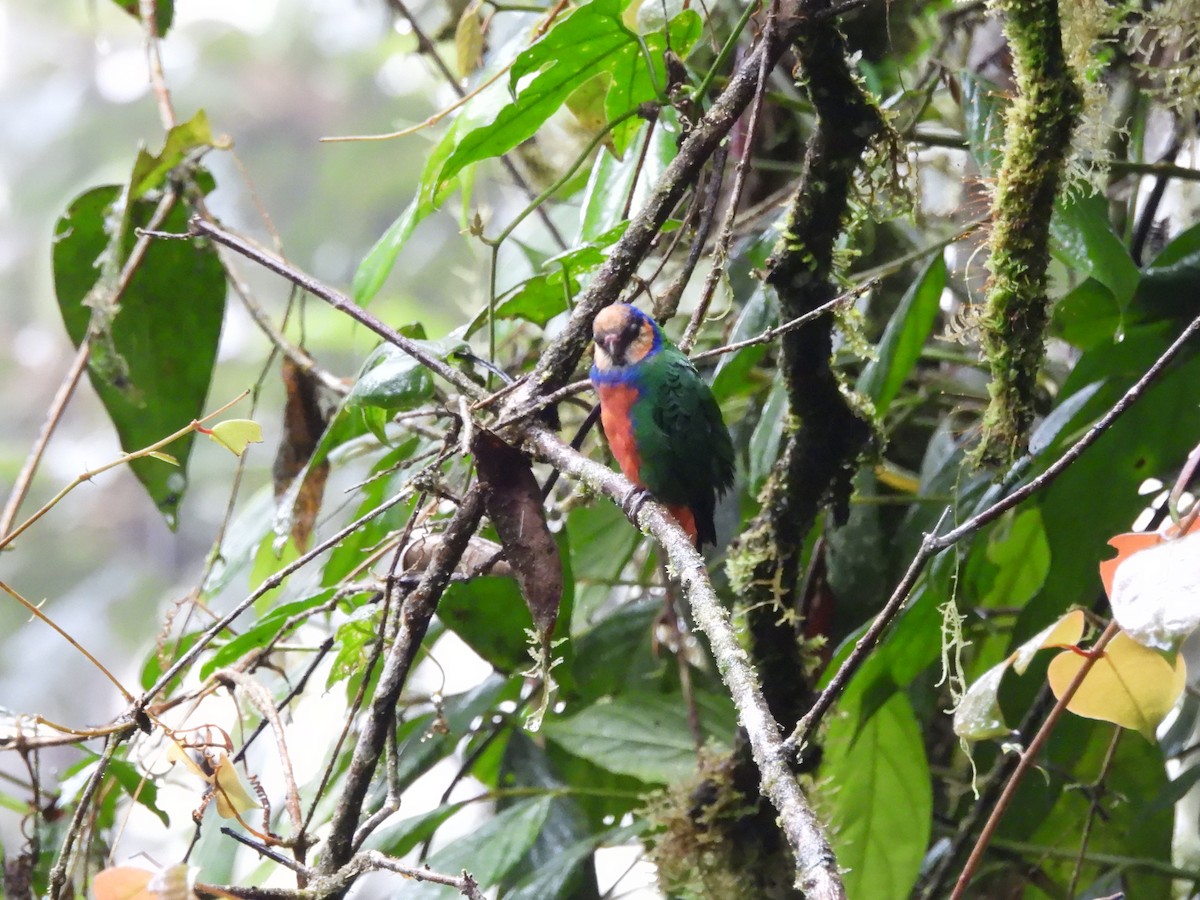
xmin=273 ymin=358 xmax=329 ymax=550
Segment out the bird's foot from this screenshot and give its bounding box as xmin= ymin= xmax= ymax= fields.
xmin=620 ymin=486 xmax=653 ymax=522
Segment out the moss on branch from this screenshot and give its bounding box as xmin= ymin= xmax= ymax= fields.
xmin=726 ymin=11 xmax=881 ymax=727
xmin=974 ymin=0 xmax=1081 ymax=466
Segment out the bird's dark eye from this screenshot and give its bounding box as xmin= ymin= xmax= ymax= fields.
xmin=623 ymin=319 xmax=642 ymax=341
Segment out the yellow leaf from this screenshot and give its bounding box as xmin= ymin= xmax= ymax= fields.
xmin=147 ymin=451 xmax=179 ymax=466
xmin=207 ymin=419 xmax=264 ymax=457
xmin=211 ymin=752 xmax=259 ymax=818
xmin=164 ymin=737 xmax=208 ymax=781
xmin=455 ymin=0 xmax=484 ymax=77
xmin=1010 ymin=609 xmax=1086 ymax=675
xmin=1047 ymin=632 xmax=1187 ymax=739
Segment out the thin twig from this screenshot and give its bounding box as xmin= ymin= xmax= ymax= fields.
xmin=0 ymin=342 xmax=90 ymax=535
xmin=681 ymin=2 xmax=776 ymax=353
xmin=47 ymin=735 xmax=125 ymax=900
xmin=138 ymin=486 xmax=418 ymax=711
xmin=186 ymin=216 xmax=484 ymax=400
xmin=951 ymin=621 xmax=1121 ymax=898
xmin=785 ymin=311 xmax=1200 ymax=756
xmin=138 ymin=0 xmax=176 ymax=129
xmin=0 ymin=390 xmax=248 ymax=553
xmin=320 ymin=489 xmax=486 ymax=871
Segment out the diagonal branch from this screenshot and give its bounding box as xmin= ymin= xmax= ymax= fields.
xmin=526 ymin=0 xmax=806 ymax=393
xmin=785 ymin=310 xmax=1200 ymax=755
xmin=525 ymin=426 xmax=845 ymax=900
xmin=320 ymin=488 xmax=485 ymax=871
xmin=186 ymin=216 xmax=485 ymax=401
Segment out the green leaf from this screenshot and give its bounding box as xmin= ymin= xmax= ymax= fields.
xmin=574 ymin=110 xmax=675 ymax=241
xmin=1050 ymin=192 xmax=1140 ymax=308
xmin=960 ymin=72 xmax=1007 ymax=176
xmin=748 ymin=380 xmax=787 ymax=489
xmin=351 ymin=119 xmax=466 ymax=304
xmin=396 ymin=797 xmax=554 ymax=898
xmin=1052 ymin=277 xmax=1122 ymax=349
xmin=543 ymin=692 xmax=732 ymax=783
xmin=106 ymin=758 xmax=169 ymax=827
xmin=438 ymin=0 xmax=701 ymax=185
xmin=393 ymin=676 xmax=520 ymax=792
xmin=109 ymin=0 xmax=173 ymax=35
xmin=438 ymin=576 xmax=539 ymax=673
xmin=437 ymin=533 xmax=574 ymax=676
xmin=824 ymin=692 xmax=931 ymax=900
xmin=347 ymin=343 xmax=437 ymax=412
xmin=1137 ymin=222 xmax=1200 ymax=320
xmin=53 ymin=184 xmax=226 ymax=527
xmin=130 ymin=109 xmax=220 ymax=199
xmin=565 ymin=502 xmax=641 ymax=623
xmin=327 ymin=607 xmax=380 ymax=689
xmin=857 ymin=253 xmax=946 ymax=415
xmin=980 ymin=509 xmax=1050 ymax=608
xmin=569 ymin=595 xmax=658 ymax=701
xmin=360 ymin=801 xmax=469 ymax=856
xmin=498 ymin=732 xmax=596 ymax=900
xmin=199 ymin=590 xmax=337 ymax=681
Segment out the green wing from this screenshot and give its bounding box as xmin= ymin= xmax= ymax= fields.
xmin=638 ymin=346 xmax=735 ymax=542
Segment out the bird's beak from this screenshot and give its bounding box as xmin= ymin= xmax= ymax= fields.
xmin=599 ymin=334 xmax=621 ymax=361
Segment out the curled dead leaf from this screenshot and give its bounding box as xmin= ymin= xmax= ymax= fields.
xmin=472 ymin=430 xmax=562 ymax=638
xmin=393 ymin=530 xmax=512 ymax=578
xmin=273 ymin=358 xmax=330 ymax=550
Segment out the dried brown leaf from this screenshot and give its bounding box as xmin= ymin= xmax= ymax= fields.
xmin=473 ymin=430 xmax=562 ymax=637
xmin=273 ymin=358 xmax=329 ymax=550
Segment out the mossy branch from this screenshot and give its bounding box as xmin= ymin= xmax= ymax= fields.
xmin=726 ymin=3 xmax=881 ymax=728
xmin=974 ymin=0 xmax=1082 ymax=466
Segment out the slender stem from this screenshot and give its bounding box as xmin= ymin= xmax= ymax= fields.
xmin=0 ymin=341 xmax=91 ymax=535
xmin=0 ymin=391 xmax=249 ymax=553
xmin=138 ymin=486 xmax=417 ymax=709
xmin=950 ymin=622 xmax=1120 ymax=898
xmin=680 ymin=0 xmax=776 ymax=352
xmin=186 ymin=217 xmax=485 ymax=399
xmin=0 ymin=580 xmax=133 ymax=702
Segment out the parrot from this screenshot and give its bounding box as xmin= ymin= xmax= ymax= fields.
xmin=589 ymin=303 xmax=736 ymax=549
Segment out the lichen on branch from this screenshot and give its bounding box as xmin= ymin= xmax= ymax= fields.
xmin=974 ymin=0 xmax=1082 ymax=467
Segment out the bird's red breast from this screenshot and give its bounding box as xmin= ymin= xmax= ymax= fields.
xmin=595 ymin=380 xmax=701 ymax=545
xmin=595 ymin=381 xmax=643 ymax=486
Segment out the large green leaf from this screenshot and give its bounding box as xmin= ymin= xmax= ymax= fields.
xmin=824 ymin=692 xmax=931 ymax=900
xmin=437 ymin=0 xmax=702 ymax=185
xmin=351 ymin=117 xmax=468 ymax=304
xmin=498 ymin=732 xmax=598 ymax=900
xmin=396 ymin=797 xmax=554 ymax=898
xmin=543 ymin=692 xmax=733 ymax=783
xmin=857 ymin=253 xmax=946 ymax=416
xmin=52 ymin=184 xmax=226 ymax=527
xmin=1050 ymin=191 xmax=1140 ymax=310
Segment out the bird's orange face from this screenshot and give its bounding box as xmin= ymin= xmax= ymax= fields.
xmin=592 ymin=305 xmax=657 ymax=370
